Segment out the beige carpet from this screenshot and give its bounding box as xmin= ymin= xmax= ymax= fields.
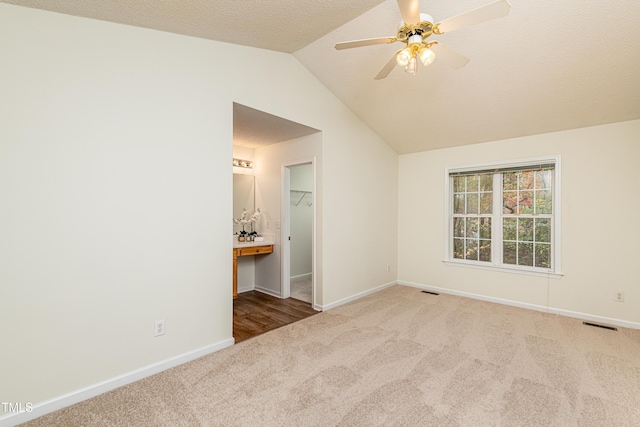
xmin=290 ymin=276 xmax=312 ymax=303
xmin=22 ymin=285 xmax=640 ymax=426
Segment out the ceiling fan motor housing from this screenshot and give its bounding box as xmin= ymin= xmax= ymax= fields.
xmin=397 ymin=13 xmax=434 ymax=42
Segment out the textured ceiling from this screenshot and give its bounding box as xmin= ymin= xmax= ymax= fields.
xmin=295 ymin=0 xmax=640 ymax=153
xmin=4 ymin=0 xmax=640 ymax=154
xmin=234 ymin=103 xmax=319 ymax=149
xmin=0 ymin=0 xmax=385 ymax=53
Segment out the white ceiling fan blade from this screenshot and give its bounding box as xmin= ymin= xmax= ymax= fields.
xmin=430 ymin=43 xmax=469 ymax=69
xmin=436 ymin=0 xmax=511 ymax=34
xmin=397 ymin=0 xmax=420 ymax=25
xmin=374 ymin=53 xmax=399 ymax=80
xmin=335 ymin=37 xmax=396 ymax=50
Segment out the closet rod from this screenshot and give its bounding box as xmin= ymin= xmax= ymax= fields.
xmin=290 ymin=189 xmax=312 ymax=207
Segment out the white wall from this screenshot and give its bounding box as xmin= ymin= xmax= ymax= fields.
xmin=320 ymin=126 xmax=399 ymax=305
xmin=398 ymin=120 xmax=640 ymax=327
xmin=0 ymin=4 xmax=234 ymax=414
xmin=0 ymin=3 xmax=399 ymax=421
xmin=253 ymin=134 xmax=322 ymax=299
xmin=290 ymin=164 xmax=313 ymax=278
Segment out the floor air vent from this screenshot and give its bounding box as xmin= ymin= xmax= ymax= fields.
xmin=421 ymin=291 xmax=439 ymax=296
xmin=583 ymin=321 xmax=617 ymax=331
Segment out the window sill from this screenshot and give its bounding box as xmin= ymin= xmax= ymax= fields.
xmin=443 ymin=260 xmax=563 ymax=279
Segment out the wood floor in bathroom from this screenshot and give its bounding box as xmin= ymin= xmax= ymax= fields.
xmin=233 ymin=290 xmax=318 ymax=343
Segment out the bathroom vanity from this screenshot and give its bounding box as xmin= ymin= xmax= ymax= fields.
xmin=232 ymin=239 xmax=274 ymax=298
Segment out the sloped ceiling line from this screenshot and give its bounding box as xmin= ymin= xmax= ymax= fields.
xmin=4 ymin=0 xmax=640 ymax=154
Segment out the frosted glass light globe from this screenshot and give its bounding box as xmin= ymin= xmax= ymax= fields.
xmin=405 ymin=56 xmax=417 ymax=75
xmin=418 ymin=47 xmax=436 ymax=66
xmin=396 ymin=47 xmax=412 ymax=66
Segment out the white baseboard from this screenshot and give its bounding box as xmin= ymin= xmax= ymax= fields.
xmin=319 ymin=281 xmax=397 ymax=311
xmin=0 ymin=338 xmax=234 ymax=427
xmin=254 ymin=285 xmax=281 ymax=298
xmin=237 ymin=284 xmax=255 ymax=294
xmin=398 ymin=280 xmax=640 ymax=330
xmin=291 ymin=273 xmax=312 ymax=282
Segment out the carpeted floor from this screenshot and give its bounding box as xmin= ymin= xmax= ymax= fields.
xmin=22 ymin=285 xmax=640 ymax=426
xmin=290 ymin=276 xmax=312 ymax=303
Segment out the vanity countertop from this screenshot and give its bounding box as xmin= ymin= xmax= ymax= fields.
xmin=233 ymin=235 xmax=274 ymax=249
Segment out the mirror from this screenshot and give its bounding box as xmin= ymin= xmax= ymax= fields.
xmin=233 ymin=174 xmax=255 ymax=234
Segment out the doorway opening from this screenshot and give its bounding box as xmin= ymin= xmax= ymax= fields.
xmin=232 ymin=103 xmax=321 ymax=343
xmin=282 ymin=162 xmax=315 ymax=307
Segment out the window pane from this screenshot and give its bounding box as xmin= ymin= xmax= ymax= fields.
xmin=453 ymin=176 xmax=465 ymax=192
xmin=503 ymin=172 xmax=517 ymax=191
xmin=480 ymin=218 xmax=491 ymax=239
xmin=536 ymin=190 xmax=552 ymax=214
xmin=450 ymin=165 xmax=556 ymax=271
xmin=466 ymin=218 xmax=479 ymax=238
xmin=453 ymin=238 xmax=464 ymax=259
xmin=467 ymin=175 xmax=479 ymax=192
xmin=519 ymin=218 xmax=533 ymax=241
xmin=503 ymin=241 xmax=517 ymax=265
xmin=535 ymin=218 xmax=551 ymax=243
xmin=535 ymin=243 xmax=551 ymax=268
xmin=467 ymin=193 xmax=479 ymax=214
xmin=453 ymin=217 xmax=465 ymax=238
xmin=536 ymin=170 xmax=552 ymax=189
xmin=479 ymin=240 xmax=491 ymax=262
xmin=454 ymin=194 xmax=465 ymax=214
xmin=503 ymin=218 xmax=517 ymax=241
xmin=480 ymin=193 xmax=492 ymax=214
xmin=480 ymin=174 xmax=493 ymax=192
xmin=519 ymin=171 xmax=535 ymax=190
xmin=518 ymin=242 xmax=534 ymax=266
xmin=503 ymin=191 xmax=517 ymax=214
xmin=519 ymin=191 xmax=534 ymax=214
xmin=466 ymin=239 xmax=479 ymax=260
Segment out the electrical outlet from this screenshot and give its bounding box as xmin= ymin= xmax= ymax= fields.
xmin=266 ymin=220 xmax=271 ymax=229
xmin=386 ymin=264 xmax=391 ymax=272
xmin=614 ymin=291 xmax=624 ymax=302
xmin=154 ymin=320 xmax=165 ymax=336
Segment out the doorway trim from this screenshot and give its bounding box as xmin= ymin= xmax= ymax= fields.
xmin=281 ymin=157 xmax=317 ymax=309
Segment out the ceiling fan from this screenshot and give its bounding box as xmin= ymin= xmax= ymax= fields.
xmin=335 ymin=0 xmax=511 ymax=79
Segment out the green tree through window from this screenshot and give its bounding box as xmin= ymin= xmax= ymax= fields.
xmin=448 ymin=160 xmax=559 ymax=274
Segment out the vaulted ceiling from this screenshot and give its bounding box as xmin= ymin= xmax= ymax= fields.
xmin=4 ymin=0 xmax=640 ymax=154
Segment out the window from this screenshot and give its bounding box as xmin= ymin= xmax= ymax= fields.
xmin=446 ymin=157 xmax=561 ymax=276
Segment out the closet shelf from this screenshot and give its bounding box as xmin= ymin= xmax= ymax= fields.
xmin=291 ymin=189 xmax=312 ymax=206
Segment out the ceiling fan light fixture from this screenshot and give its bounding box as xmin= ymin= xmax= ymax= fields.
xmin=418 ymin=46 xmax=436 ymax=66
xmin=405 ymin=56 xmax=417 ymax=75
xmin=334 ymin=0 xmax=511 ymax=80
xmin=396 ymin=46 xmax=412 ymax=66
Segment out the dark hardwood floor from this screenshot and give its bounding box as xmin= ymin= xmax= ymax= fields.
xmin=233 ymin=291 xmax=319 ymax=343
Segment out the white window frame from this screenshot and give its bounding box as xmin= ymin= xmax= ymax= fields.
xmin=443 ymin=155 xmax=562 ymax=278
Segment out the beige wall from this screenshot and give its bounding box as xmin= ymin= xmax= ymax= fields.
xmin=0 ymin=3 xmax=399 ymax=417
xmin=398 ymin=120 xmax=640 ymax=326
